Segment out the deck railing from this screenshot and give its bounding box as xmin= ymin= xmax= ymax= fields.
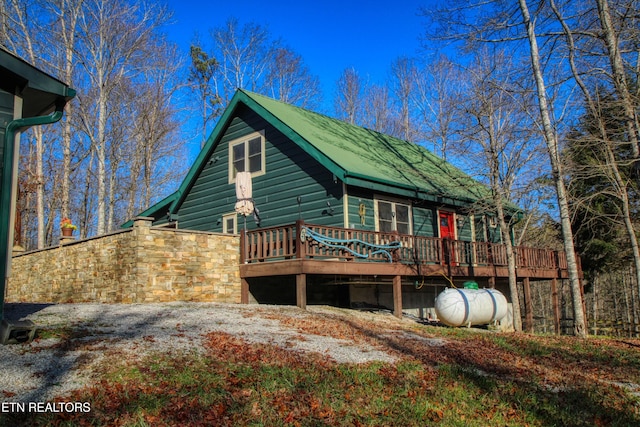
xmin=240 ymin=220 xmax=571 ymax=272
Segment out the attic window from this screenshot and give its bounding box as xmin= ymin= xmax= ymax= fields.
xmin=229 ymin=131 xmax=265 ymax=183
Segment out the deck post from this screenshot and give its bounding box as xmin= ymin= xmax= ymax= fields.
xmin=296 ymin=273 xmax=307 ymax=310
xmin=580 ymin=277 xmax=588 ymax=334
xmin=241 ymin=278 xmax=249 ymax=304
xmin=393 ymin=275 xmax=402 ymax=318
xmin=488 ymin=276 xmax=495 ymax=289
xmin=295 ymin=220 xmax=306 ymax=260
xmin=240 ymin=228 xmax=246 ymax=264
xmin=551 ymin=278 xmax=561 ymax=335
xmin=523 ymin=277 xmax=534 ymax=333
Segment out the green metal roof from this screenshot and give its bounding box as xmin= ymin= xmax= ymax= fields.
xmin=238 ymin=89 xmax=492 ymax=205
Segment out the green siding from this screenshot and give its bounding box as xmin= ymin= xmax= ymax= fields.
xmin=413 ymin=206 xmax=435 ymax=237
xmin=457 ymin=214 xmax=473 ymax=242
xmin=345 ymin=186 xmax=436 ymax=237
xmin=488 ymin=225 xmax=502 ymax=243
xmin=346 ymin=187 xmax=375 ymax=231
xmin=177 ymin=105 xmax=344 ymax=232
xmin=474 ymin=216 xmax=486 ymax=242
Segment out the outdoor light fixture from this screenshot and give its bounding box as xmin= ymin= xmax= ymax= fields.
xmin=325 ymin=201 xmax=334 ymax=215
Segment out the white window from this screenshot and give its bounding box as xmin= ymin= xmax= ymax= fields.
xmin=375 ymin=199 xmax=412 ymax=234
xmin=222 ymin=213 xmax=237 ymax=234
xmin=229 ymin=131 xmax=265 ymax=183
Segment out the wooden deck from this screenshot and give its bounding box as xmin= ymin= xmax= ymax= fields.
xmin=239 ymin=220 xmax=580 ymax=320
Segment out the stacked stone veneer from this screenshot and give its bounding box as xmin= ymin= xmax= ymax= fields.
xmin=6 ymin=217 xmax=241 ymax=303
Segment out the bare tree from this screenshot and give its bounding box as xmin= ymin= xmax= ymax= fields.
xmin=264 ymin=46 xmax=322 ymax=109
xmin=595 ymin=0 xmax=640 ymax=158
xmin=193 ymin=18 xmax=322 ymax=119
xmin=3 ymin=0 xmax=186 ymax=243
xmin=125 ymin=47 xmax=185 ymax=221
xmin=334 ymin=67 xmax=363 ymax=125
xmin=518 ymin=0 xmax=586 ymax=336
xmin=77 ymin=0 xmax=171 ymax=234
xmin=47 ymin=0 xmax=84 ymax=221
xmin=412 ymin=55 xmax=465 ymax=161
xmin=549 ymin=0 xmax=640 ymax=331
xmin=390 ymin=57 xmax=418 ymax=142
xmin=455 ymin=49 xmax=545 ymax=332
xmin=361 ymin=84 xmax=398 ymax=136
xmin=211 ymin=18 xmax=270 ymax=103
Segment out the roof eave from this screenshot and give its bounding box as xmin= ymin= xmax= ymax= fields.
xmin=343 ymin=172 xmax=484 ymax=208
xmin=0 ymin=49 xmax=75 ymax=117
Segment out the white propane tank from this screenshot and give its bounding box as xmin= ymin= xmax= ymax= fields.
xmin=434 ymin=288 xmax=508 ymax=327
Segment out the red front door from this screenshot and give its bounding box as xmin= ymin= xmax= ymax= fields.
xmin=439 ymin=212 xmax=456 ymax=265
xmin=439 ymin=212 xmax=455 ymax=239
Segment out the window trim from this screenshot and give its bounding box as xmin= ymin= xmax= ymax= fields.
xmin=373 ymin=197 xmax=413 ymax=235
xmin=228 ymin=130 xmax=266 ymax=184
xmin=222 ymin=212 xmax=238 ymax=234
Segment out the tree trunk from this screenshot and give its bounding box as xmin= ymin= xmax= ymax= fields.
xmin=551 ymin=0 xmax=640 ymax=326
xmin=595 ymin=0 xmax=640 ymax=158
xmin=489 ymin=124 xmax=522 ymax=332
xmin=96 ymin=84 xmax=107 ymax=235
xmin=518 ymin=0 xmax=586 ymax=337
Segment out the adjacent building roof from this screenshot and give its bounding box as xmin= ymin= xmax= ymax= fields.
xmin=131 ymin=89 xmax=499 ymax=224
xmin=0 ymin=48 xmax=76 ymax=117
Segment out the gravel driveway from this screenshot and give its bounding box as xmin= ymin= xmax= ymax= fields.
xmin=1 ymin=302 xmax=412 ymax=404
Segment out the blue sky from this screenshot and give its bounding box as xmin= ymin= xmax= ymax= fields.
xmin=165 ymin=0 xmax=428 ymax=109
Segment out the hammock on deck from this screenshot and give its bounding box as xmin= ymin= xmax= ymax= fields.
xmin=300 ymin=226 xmax=402 ymax=263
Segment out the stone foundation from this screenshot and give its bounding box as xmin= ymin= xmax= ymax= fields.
xmin=6 ymin=217 xmax=241 ymax=304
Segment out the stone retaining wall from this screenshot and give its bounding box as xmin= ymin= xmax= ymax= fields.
xmin=6 ymin=217 xmax=241 ymax=304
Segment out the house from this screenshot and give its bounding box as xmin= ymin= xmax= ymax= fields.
xmin=133 ymin=89 xmax=575 ymax=322
xmin=0 ymin=48 xmax=75 ymax=340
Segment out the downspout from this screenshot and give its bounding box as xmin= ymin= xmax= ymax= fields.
xmin=0 ymin=102 xmax=66 ymax=321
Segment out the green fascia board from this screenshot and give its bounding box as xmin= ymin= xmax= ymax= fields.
xmin=169 ymin=92 xmax=249 ymax=213
xmin=344 ymin=175 xmax=481 ymax=208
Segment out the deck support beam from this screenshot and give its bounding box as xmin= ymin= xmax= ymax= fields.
xmin=241 ymin=278 xmax=249 ymax=304
xmin=393 ymin=275 xmax=402 ymax=319
xmin=523 ymin=277 xmax=534 ymax=333
xmin=296 ymin=273 xmax=307 ymax=310
xmin=551 ymin=278 xmax=561 ymax=335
